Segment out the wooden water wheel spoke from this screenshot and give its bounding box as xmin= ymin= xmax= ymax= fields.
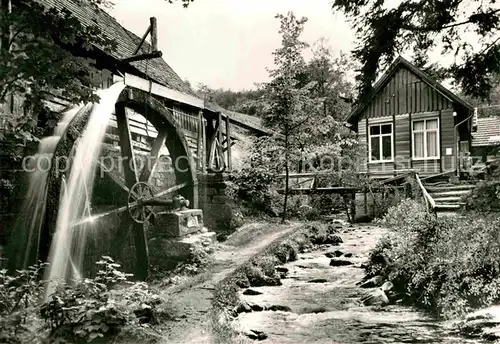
xmin=116 ymin=104 xmax=139 ymax=187
xmin=139 ymin=130 xmax=167 ymax=183
xmin=127 ymin=182 xmax=154 ymax=224
xmin=115 ymin=103 xmax=148 ymax=280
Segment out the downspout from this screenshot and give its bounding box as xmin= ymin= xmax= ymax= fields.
xmin=454 ymin=109 xmax=475 ymax=176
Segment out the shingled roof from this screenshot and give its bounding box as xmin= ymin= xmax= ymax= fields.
xmin=33 ymin=0 xmax=197 ymax=96
xmin=472 ymin=106 xmax=500 ymax=147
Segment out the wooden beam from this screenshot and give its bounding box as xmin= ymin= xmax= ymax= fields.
xmin=217 ymin=112 xmax=224 ymax=170
xmin=201 ymin=117 xmax=207 ymax=173
xmin=121 ymin=51 xmax=162 ymax=63
xmin=114 ymin=73 xmax=204 ymax=109
xmin=207 ymin=119 xmax=219 ymax=169
xmin=150 ymin=17 xmax=158 ymax=51
xmin=115 ymin=103 xmax=149 ymax=281
xmin=133 ymin=25 xmax=152 ymax=55
xmin=115 ymin=104 xmax=139 ymax=187
xmin=197 ymin=110 xmax=203 ymax=171
xmin=222 ymin=141 xmax=237 ymax=152
xmin=139 ymin=129 xmax=167 ymax=182
xmin=277 ymin=187 xmax=359 ymax=195
xmin=96 ymin=160 xmax=129 ymax=194
xmin=225 ymin=113 xmax=232 ymax=172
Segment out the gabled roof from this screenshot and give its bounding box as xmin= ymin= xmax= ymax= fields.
xmin=33 ymin=0 xmax=197 ymax=97
xmin=347 ymin=55 xmax=473 ymax=125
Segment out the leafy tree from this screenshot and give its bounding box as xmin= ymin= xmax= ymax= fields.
xmin=332 ymin=0 xmax=500 ymax=102
xmin=261 ymin=12 xmax=322 ymax=222
xmin=202 ymin=87 xmax=267 ymax=117
xmin=0 ymin=0 xmax=118 ymax=141
xmin=301 ymin=39 xmax=355 ymax=120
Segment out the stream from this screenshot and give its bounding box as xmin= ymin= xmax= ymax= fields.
xmin=232 ymin=224 xmax=487 ymax=344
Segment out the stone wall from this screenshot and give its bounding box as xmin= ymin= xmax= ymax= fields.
xmin=197 ymin=172 xmax=234 ymax=233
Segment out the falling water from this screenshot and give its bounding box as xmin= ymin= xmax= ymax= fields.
xmin=10 ymin=105 xmax=84 ymax=270
xmin=44 ymin=82 xmax=125 ymax=298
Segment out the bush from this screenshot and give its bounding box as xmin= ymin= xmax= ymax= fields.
xmin=41 ymin=256 xmax=162 ymax=343
xmin=227 ymin=167 xmax=281 ymax=217
xmin=173 ymin=244 xmax=214 ymax=276
xmin=0 ymin=262 xmax=47 ymax=344
xmin=369 ymin=200 xmax=500 ymax=319
xmin=464 ymin=180 xmax=500 ymax=212
xmin=0 ymin=178 xmax=14 ymax=210
xmin=0 ymin=257 xmax=165 ymax=344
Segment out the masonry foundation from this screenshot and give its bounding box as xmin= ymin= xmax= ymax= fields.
xmin=197 ymin=172 xmax=235 ymax=233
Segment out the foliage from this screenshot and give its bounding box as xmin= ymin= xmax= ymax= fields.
xmin=195 ymin=86 xmax=267 ymax=117
xmin=0 ymin=178 xmax=14 ymax=210
xmin=465 ymin=180 xmax=500 ymax=212
xmin=0 ymin=262 xmax=47 ymax=344
xmin=332 ymin=0 xmax=500 ymax=101
xmin=299 ymin=40 xmax=355 ymax=122
xmin=40 ymin=256 xmax=163 ymax=343
xmin=370 ymin=200 xmax=500 ymax=318
xmin=366 ymin=180 xmax=405 ymax=219
xmin=227 ymin=137 xmax=282 ymax=216
xmin=0 ymin=0 xmax=119 ymax=141
xmin=261 ymin=12 xmax=318 ymax=222
xmin=172 ymin=243 xmax=214 ymax=276
xmin=0 ymin=257 xmax=165 ymax=344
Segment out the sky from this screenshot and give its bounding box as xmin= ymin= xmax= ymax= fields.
xmin=109 ymin=0 xmax=355 ymax=91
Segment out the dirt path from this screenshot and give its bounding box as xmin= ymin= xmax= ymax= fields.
xmin=155 ymin=221 xmax=302 ymax=344
xmin=231 ymin=224 xmax=486 ymax=344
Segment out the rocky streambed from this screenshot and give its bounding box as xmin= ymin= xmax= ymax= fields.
xmin=228 ymin=223 xmax=491 ymax=344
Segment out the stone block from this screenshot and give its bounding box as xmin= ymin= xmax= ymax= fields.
xmin=153 ymin=209 xmax=204 ymax=238
xmin=148 ymin=231 xmax=217 ymax=270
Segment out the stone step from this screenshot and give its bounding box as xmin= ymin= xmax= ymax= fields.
xmin=434 ymin=203 xmax=462 ymax=211
xmin=433 ymin=196 xmax=465 ymax=203
xmin=425 ymin=184 xmax=475 ymax=192
xmin=429 ymin=190 xmax=472 ymax=198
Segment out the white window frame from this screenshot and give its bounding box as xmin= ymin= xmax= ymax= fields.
xmin=412 ymin=118 xmax=440 ymax=160
xmin=368 ymin=123 xmax=394 ymax=163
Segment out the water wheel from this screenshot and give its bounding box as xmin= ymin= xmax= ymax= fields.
xmin=44 ymin=88 xmax=198 ymax=280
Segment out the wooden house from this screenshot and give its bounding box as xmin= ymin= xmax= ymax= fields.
xmin=347 ymin=56 xmax=474 ymax=178
xmin=471 ymin=106 xmax=500 ymax=162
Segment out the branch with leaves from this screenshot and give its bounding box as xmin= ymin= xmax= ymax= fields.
xmin=333 ymin=0 xmax=500 ymax=102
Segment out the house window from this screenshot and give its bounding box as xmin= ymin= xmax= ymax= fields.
xmin=369 ymin=123 xmax=393 ymax=162
xmin=412 ymin=118 xmax=439 ymax=159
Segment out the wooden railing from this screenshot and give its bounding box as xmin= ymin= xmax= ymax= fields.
xmin=172 ymin=108 xmax=199 ymax=133
xmin=415 ymin=173 xmax=436 ymax=211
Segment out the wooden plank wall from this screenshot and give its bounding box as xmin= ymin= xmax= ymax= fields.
xmin=363 ymin=67 xmax=453 ymax=119
xmin=357 ymin=65 xmax=460 ymax=177
xmin=412 ymin=160 xmax=440 ymax=175
xmin=358 ymin=118 xmax=368 ymax=172
xmin=440 ymin=109 xmax=455 ymax=171
xmin=394 ymin=114 xmax=410 ymax=170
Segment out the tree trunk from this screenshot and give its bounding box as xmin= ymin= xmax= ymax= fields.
xmin=281 ymin=124 xmax=289 ymax=224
